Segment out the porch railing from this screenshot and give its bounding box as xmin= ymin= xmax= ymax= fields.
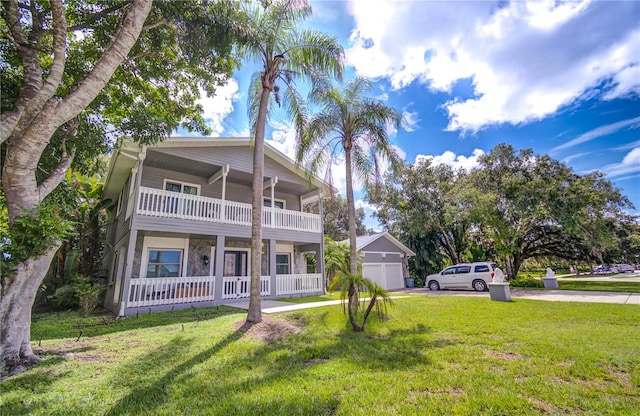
xmin=136 ymin=187 xmax=321 ymax=233
xmin=221 ymin=276 xmax=270 ymax=300
xmin=276 ymin=273 xmax=323 ymax=296
xmin=127 ymin=276 xmax=215 ymax=308
xmin=125 ymin=274 xmax=324 ymax=308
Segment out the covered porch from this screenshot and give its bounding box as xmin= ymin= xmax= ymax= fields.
xmin=124 ymin=273 xmax=323 ymax=310
xmin=136 ymin=186 xmax=322 ymax=233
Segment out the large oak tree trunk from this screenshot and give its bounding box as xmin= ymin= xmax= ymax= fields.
xmin=1 ymin=246 xmax=59 ymax=377
xmin=1 ymin=0 xmax=153 ymax=376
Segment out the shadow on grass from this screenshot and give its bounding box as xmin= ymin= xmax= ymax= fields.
xmin=104 ymin=321 xmax=254 ymax=415
xmin=0 ymin=368 xmax=72 ymax=415
xmin=100 ymin=315 xmax=449 ymax=415
xmin=31 ymin=306 xmax=241 ymax=341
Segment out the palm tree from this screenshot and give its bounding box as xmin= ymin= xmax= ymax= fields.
xmin=296 ymin=76 xmax=402 ymax=330
xmin=329 ymin=272 xmax=393 ymax=332
xmin=239 ymin=0 xmax=343 ymax=323
xmin=324 ymin=236 xmax=361 ymax=288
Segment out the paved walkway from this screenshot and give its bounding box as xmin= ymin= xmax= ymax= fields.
xmin=397 ymin=287 xmax=640 ymax=305
xmin=223 ymin=284 xmax=640 ymax=313
xmin=222 ymin=299 xmax=348 ymax=314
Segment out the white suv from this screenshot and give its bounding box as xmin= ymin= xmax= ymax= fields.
xmin=427 ymin=262 xmax=498 ymax=292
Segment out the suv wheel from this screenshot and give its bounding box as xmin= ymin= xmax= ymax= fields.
xmin=473 ymin=279 xmax=487 ymax=292
xmin=428 ymin=280 xmax=440 ymax=291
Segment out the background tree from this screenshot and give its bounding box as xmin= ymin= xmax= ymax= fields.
xmin=0 ymin=0 xmax=240 ymax=375
xmin=372 ymin=143 xmax=635 ymax=279
xmin=462 ymin=144 xmax=632 ymax=278
xmin=239 ymin=0 xmax=343 ymax=324
xmin=373 ymin=160 xmax=472 ymax=266
xmin=37 ymin=170 xmax=111 ymax=310
xmin=305 ymin=192 xmax=367 ymax=241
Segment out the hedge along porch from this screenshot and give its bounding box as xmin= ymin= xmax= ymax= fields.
xmin=102 ymin=137 xmax=327 ymax=316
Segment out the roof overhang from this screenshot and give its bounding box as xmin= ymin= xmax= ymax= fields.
xmin=103 ymin=136 xmax=329 ymax=202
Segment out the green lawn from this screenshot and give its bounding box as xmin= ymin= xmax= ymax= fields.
xmin=558 ymin=280 xmax=640 ymax=293
xmin=2 ymin=297 xmax=639 ymax=415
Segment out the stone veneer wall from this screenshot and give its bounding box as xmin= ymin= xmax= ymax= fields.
xmin=188 ymin=238 xmax=215 ymax=276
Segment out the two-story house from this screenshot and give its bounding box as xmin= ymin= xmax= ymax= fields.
xmin=102 ymin=137 xmax=326 ymax=316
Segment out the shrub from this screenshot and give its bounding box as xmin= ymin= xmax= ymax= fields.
xmin=510 ymin=276 xmax=544 ymax=288
xmin=49 ymin=275 xmax=106 ymax=316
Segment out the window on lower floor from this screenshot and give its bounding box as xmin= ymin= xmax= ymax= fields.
xmin=306 ymin=256 xmax=316 ymax=273
xmin=276 ymin=254 xmax=290 ymax=275
xmin=146 ymin=250 xmax=182 ymax=278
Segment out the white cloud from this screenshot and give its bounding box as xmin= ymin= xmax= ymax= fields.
xmin=550 ymin=116 xmax=640 ymax=153
xmin=344 ymin=0 xmax=640 ymax=133
xmin=614 ymin=140 xmax=640 ymax=152
xmin=402 ymin=110 xmax=420 ymax=132
xmin=196 ymin=79 xmax=240 ymax=135
xmin=415 ymin=148 xmax=484 ymax=172
xmin=601 ymin=147 xmax=640 ymax=178
xmin=561 ymin=152 xmax=591 ymax=165
xmin=356 ymin=199 xmax=382 ymax=231
xmin=267 ymin=120 xmax=297 ymax=160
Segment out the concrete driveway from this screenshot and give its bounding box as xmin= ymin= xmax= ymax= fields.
xmin=223 ymin=273 xmax=640 ymax=312
xmin=396 ymin=274 xmax=640 ymax=305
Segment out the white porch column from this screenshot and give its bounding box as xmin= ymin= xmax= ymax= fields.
xmin=269 ymin=239 xmax=277 ymax=297
xmin=118 ymin=229 xmax=138 ymax=316
xmin=318 ymin=189 xmax=326 ymax=293
xmin=208 ymin=165 xmax=229 ymax=222
xmin=119 ymin=150 xmax=146 ymax=315
xmin=263 ymin=177 xmax=278 ymax=227
xmin=214 ymin=235 xmax=226 ymax=301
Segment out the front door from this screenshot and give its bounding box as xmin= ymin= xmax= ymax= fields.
xmin=223 ymin=250 xmax=249 ymax=298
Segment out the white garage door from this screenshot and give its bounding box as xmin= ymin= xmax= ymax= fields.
xmin=362 ymin=263 xmax=404 ymax=290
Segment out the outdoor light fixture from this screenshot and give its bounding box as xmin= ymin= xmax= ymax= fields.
xmin=203 ymin=255 xmax=209 ymax=266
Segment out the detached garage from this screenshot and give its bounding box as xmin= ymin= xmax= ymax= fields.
xmin=344 ymin=232 xmax=415 ymax=290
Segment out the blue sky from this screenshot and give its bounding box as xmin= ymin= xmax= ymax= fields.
xmin=192 ymin=0 xmax=640 ymax=229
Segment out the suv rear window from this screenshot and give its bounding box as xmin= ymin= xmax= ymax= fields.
xmin=456 ymin=266 xmax=471 ymax=274
xmin=474 ymin=265 xmax=490 ymax=272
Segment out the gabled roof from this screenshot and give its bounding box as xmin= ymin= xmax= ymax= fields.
xmin=341 ymin=231 xmax=415 ymax=256
xmin=103 ymin=136 xmax=328 ymax=202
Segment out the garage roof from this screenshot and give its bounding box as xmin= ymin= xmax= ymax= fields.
xmin=342 ymin=232 xmax=415 ymax=256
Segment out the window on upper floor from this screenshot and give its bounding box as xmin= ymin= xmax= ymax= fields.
xmin=164 ymin=180 xmax=200 ymax=195
xmin=264 ymin=198 xmax=285 ymax=209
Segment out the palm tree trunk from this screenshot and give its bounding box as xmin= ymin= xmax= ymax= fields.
xmin=344 ymin=146 xmax=358 ymax=276
xmin=247 ymin=87 xmax=271 ymax=324
xmin=344 ymin=145 xmax=364 ymax=331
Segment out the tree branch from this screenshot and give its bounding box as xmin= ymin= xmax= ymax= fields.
xmin=1 ymin=0 xmax=67 ymax=145
xmin=67 ymin=1 xmax=134 ymax=32
xmin=143 ymin=17 xmax=170 ymax=31
xmin=37 ymin=0 xmax=154 ymax=133
xmin=37 ymin=121 xmax=78 ymax=200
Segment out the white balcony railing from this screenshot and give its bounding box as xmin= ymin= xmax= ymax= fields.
xmin=136 ymin=187 xmax=321 ymax=233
